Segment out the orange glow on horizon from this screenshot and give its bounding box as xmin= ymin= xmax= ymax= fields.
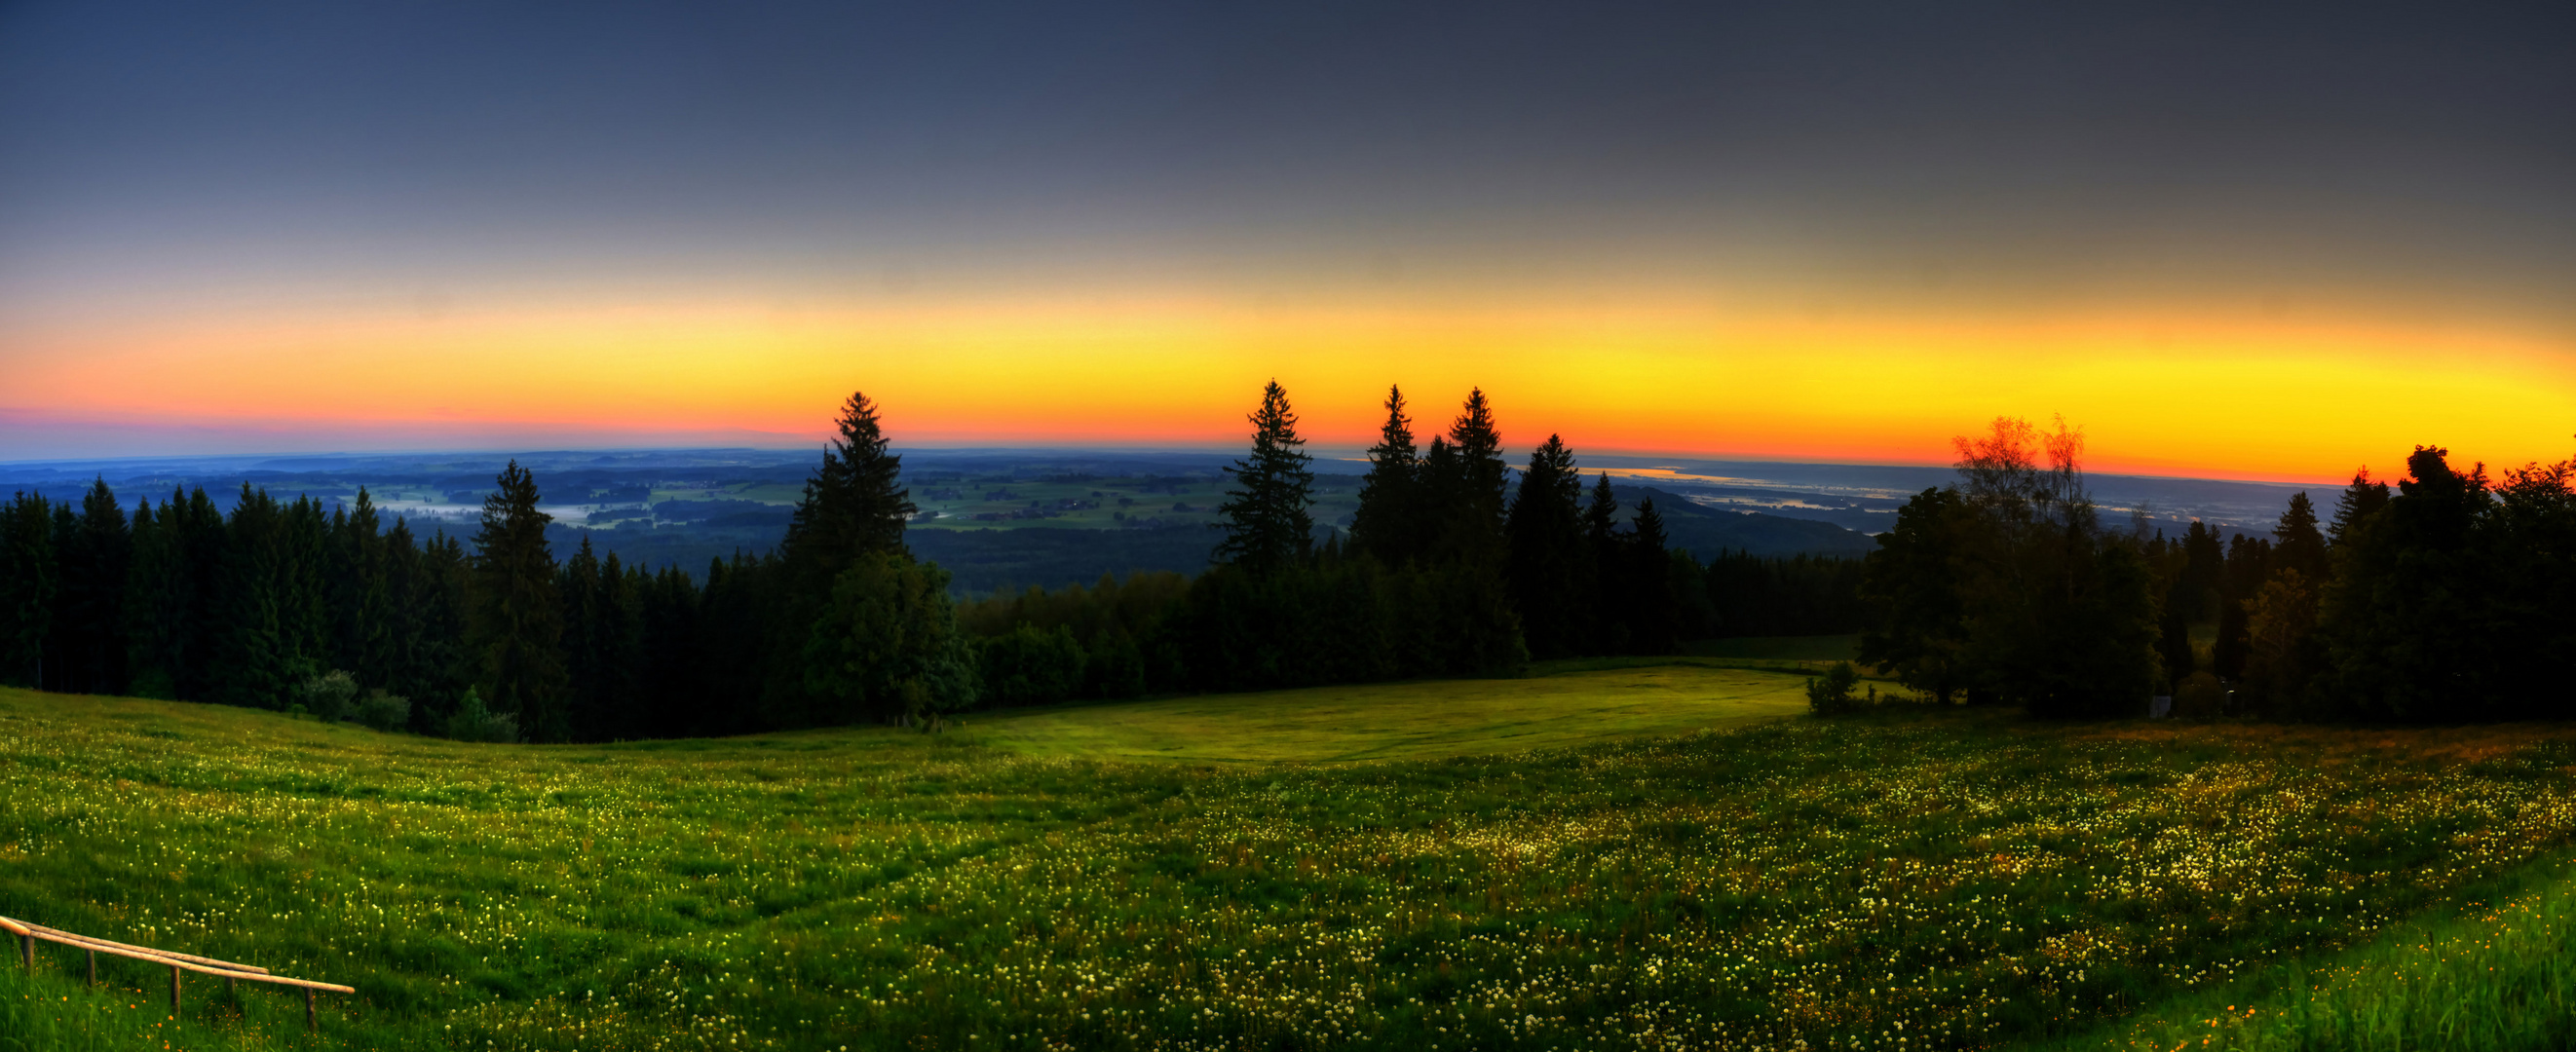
xmin=7 ymin=294 xmax=2571 ymax=484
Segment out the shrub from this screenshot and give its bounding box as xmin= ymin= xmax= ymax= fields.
xmin=297 ymin=669 xmax=359 ymax=723
xmin=354 ymin=689 xmax=411 ymax=733
xmin=442 ymin=687 xmax=518 ymax=743
xmin=2173 ymin=670 xmax=2228 ymax=720
xmin=1806 ymin=661 xmax=1865 ymax=716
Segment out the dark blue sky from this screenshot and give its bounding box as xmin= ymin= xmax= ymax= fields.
xmin=4 ymin=1 xmax=2569 ymax=319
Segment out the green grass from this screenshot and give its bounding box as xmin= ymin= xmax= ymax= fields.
xmin=964 ymin=664 xmax=1809 ymax=763
xmin=2 ymin=681 xmax=2575 ymax=1050
xmin=1682 ymin=634 xmax=1862 ymax=661
xmin=2031 ymin=852 xmax=2576 ymax=1052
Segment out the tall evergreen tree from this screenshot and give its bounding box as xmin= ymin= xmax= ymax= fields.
xmin=1504 ymin=433 xmax=1588 ymax=658
xmin=124 ymin=497 xmax=181 ymax=698
xmin=0 ymin=492 xmax=55 ymax=688
xmin=397 ymin=527 xmax=474 ymax=733
xmin=2328 ymin=469 xmax=2392 ymax=548
xmin=49 ymin=479 xmax=133 ymax=695
xmin=593 ymin=552 xmax=645 ymax=739
xmin=173 ymin=487 xmax=225 ymax=699
xmin=281 ymin=496 xmax=332 ymax=682
xmin=1584 ymin=472 xmax=1628 ymax=654
xmin=208 ymin=485 xmax=300 ymax=708
xmin=469 ymin=462 xmax=568 ymax=741
xmin=775 ymin=391 xmax=919 ymax=727
xmin=2271 ymin=492 xmax=2329 ymax=583
xmin=1625 ymin=498 xmax=1678 ymax=654
xmin=783 ymin=391 xmax=917 ymax=574
xmin=1430 ymin=389 xmax=1508 ymax=563
xmin=559 ymin=535 xmax=606 ymax=740
xmin=1348 ymin=385 xmax=1420 ymax=566
xmin=1213 ymin=380 xmax=1316 ymax=575
xmin=328 ymin=488 xmax=395 ymax=687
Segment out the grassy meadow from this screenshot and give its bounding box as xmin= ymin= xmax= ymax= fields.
xmin=2 ymin=666 xmax=2575 ymax=1051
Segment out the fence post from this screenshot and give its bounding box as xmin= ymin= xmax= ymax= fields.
xmin=170 ymin=965 xmax=181 ymax=1012
xmin=87 ymin=948 xmax=95 ymax=986
xmin=305 ymin=987 xmax=317 ymax=1031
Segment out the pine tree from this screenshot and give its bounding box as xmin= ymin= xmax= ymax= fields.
xmin=399 ymin=527 xmax=474 ymax=732
xmin=2328 ymin=469 xmax=2392 ymax=548
xmin=783 ymin=391 xmax=917 ymax=574
xmin=2271 ymin=492 xmax=2330 ymax=583
xmin=0 ymin=492 xmax=55 ymax=688
xmin=54 ymin=479 xmax=133 ymax=695
xmin=559 ymin=535 xmax=605 ymax=740
xmin=1431 ymin=389 xmax=1508 ymax=563
xmin=329 ymin=488 xmax=394 ymax=688
xmin=170 ymin=487 xmax=225 ymax=700
xmin=1626 ymin=498 xmax=1678 ymax=653
xmin=281 ymin=496 xmax=332 ymax=684
xmin=1349 ymin=385 xmax=1420 ymax=566
xmin=1505 ymin=434 xmax=1588 ymax=658
xmin=775 ymin=391 xmax=919 ymax=727
xmin=469 ymin=462 xmax=568 ymax=741
xmin=123 ymin=497 xmax=180 ymax=698
xmin=208 ymin=485 xmax=298 ymax=708
xmin=594 ymin=552 xmax=645 ymax=740
xmin=1583 ymin=472 xmax=1628 ymax=654
xmin=1213 ymin=381 xmax=1316 ymax=575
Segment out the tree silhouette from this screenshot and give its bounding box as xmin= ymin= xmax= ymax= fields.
xmin=1215 ymin=381 xmax=1316 ymax=575
xmin=1349 ymin=385 xmax=1420 ymax=566
xmin=1505 ymin=433 xmax=1588 ymax=658
xmin=470 ymin=461 xmax=568 ymax=742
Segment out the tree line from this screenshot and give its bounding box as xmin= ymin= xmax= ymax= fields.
xmin=1855 ymin=417 xmax=2576 ymax=721
xmin=942 ymin=382 xmax=1875 ymax=707
xmin=0 ymin=384 xmax=1868 ymax=736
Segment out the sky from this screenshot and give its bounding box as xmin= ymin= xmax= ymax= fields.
xmin=2 ymin=1 xmax=2570 ymax=481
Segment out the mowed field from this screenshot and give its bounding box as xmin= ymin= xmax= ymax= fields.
xmin=2 ymin=667 xmax=2575 ymax=1051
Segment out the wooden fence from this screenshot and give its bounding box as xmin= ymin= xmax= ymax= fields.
xmin=0 ymin=915 xmax=354 ymax=1032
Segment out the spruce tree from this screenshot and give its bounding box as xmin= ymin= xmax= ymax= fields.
xmin=1584 ymin=472 xmax=1628 ymax=654
xmin=783 ymin=391 xmax=917 ymax=575
xmin=1348 ymin=385 xmax=1420 ymax=566
xmin=2328 ymin=469 xmax=2392 ymax=548
xmin=559 ymin=535 xmax=605 ymax=740
xmin=1434 ymin=389 xmax=1509 ymax=562
xmin=329 ymin=488 xmax=394 ymax=688
xmin=776 ymin=391 xmax=918 ymax=727
xmin=1505 ymin=433 xmax=1588 ymax=658
xmin=1213 ymin=381 xmax=1316 ymax=575
xmin=209 ymin=485 xmax=297 ymax=708
xmin=594 ymin=552 xmax=645 ymax=740
xmin=0 ymin=492 xmax=56 ymax=688
xmin=172 ymin=487 xmax=225 ymax=699
xmin=469 ymin=462 xmax=568 ymax=742
xmin=2271 ymin=492 xmax=2330 ymax=582
xmin=1626 ymin=498 xmax=1678 ymax=653
xmin=123 ymin=497 xmax=180 ymax=698
xmin=55 ymin=479 xmax=132 ymax=695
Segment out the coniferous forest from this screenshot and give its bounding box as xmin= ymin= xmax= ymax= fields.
xmin=4 ymin=386 xmax=2557 ymax=739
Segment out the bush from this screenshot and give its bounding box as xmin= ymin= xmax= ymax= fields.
xmin=442 ymin=687 xmax=518 ymax=743
xmin=297 ymin=670 xmax=359 ymax=723
xmin=2173 ymin=670 xmax=2228 ymax=720
xmin=1806 ymin=661 xmax=1866 ymax=716
xmin=354 ymin=690 xmax=411 ymax=733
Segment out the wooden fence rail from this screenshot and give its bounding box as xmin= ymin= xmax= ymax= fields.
xmin=0 ymin=915 xmax=353 ymax=1032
